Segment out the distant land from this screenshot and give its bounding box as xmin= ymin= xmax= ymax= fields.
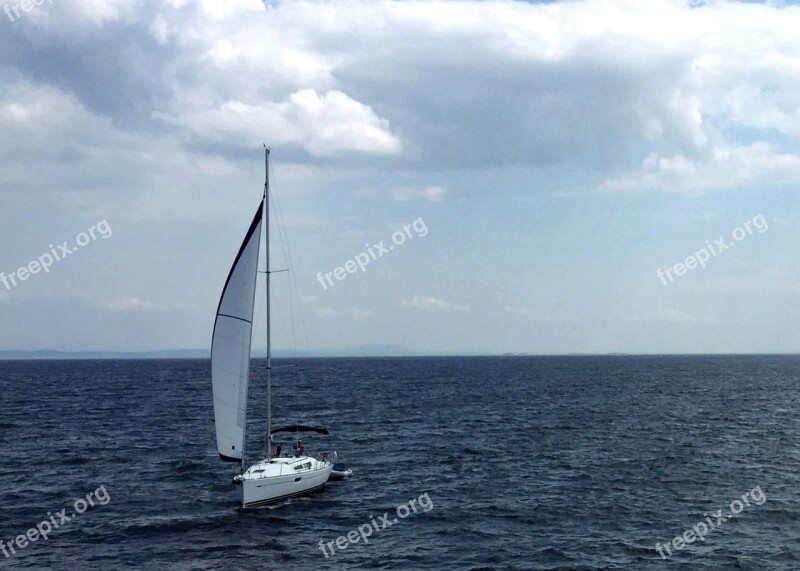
xmin=0 ymin=345 xmax=438 ymax=360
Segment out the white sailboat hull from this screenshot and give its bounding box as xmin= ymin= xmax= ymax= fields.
xmin=240 ymin=456 xmax=334 ymax=509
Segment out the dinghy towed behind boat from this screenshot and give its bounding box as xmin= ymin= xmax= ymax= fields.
xmin=211 ymin=147 xmax=347 ymax=508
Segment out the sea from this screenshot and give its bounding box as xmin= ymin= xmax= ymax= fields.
xmin=0 ymin=355 xmax=798 ymax=570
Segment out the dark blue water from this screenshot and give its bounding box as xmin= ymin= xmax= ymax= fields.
xmin=0 ymin=356 xmax=798 ymax=569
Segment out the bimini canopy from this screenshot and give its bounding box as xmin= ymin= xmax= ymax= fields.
xmin=269 ymin=425 xmax=329 ymax=436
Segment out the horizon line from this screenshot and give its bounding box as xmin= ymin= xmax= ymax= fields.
xmin=2 ymin=349 xmax=800 ymax=361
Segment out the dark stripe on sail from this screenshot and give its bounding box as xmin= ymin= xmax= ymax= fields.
xmin=219 ymin=453 xmax=242 ymax=463
xmin=218 ymin=313 xmax=253 ymax=325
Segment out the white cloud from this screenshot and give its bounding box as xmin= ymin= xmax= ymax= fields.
xmin=340 ymin=228 xmax=374 ymax=241
xmin=316 ymin=306 xmax=374 ymax=318
xmin=39 ymin=0 xmax=139 ymax=26
xmin=503 ymin=305 xmax=530 ymax=318
xmin=0 ymin=78 xmax=155 ymax=195
xmin=658 ymin=309 xmax=714 ymax=324
xmin=7 ymin=0 xmax=800 ymax=193
xmin=392 ymin=185 xmax=447 ymax=202
xmin=603 ymin=144 xmax=800 ymax=193
xmin=351 ymin=308 xmax=374 ymax=319
xmin=0 ymin=77 xmax=276 ymax=224
xmin=403 ymin=295 xmax=468 ymax=312
xmin=155 ymin=89 xmax=401 ymax=158
xmin=316 ymin=307 xmax=342 ymax=317
xmin=198 ymin=0 xmax=264 ymax=22
xmin=104 ymin=297 xmax=162 ymax=312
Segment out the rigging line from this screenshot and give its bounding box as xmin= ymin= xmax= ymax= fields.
xmin=269 ymin=176 xmax=297 ymax=361
xmin=268 ymin=161 xmax=311 ymax=359
xmin=275 ymin=286 xmax=296 ymax=361
xmin=267 ymin=255 xmax=292 ymax=361
xmin=268 ymin=162 xmax=304 ymax=361
xmin=270 ymin=194 xmax=296 ymax=362
xmin=273 ymin=290 xmax=292 ymax=359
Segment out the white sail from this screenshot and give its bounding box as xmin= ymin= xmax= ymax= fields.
xmin=212 ymin=201 xmax=263 ymax=462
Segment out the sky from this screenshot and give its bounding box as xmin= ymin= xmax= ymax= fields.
xmin=1 ymin=0 xmax=800 ymax=355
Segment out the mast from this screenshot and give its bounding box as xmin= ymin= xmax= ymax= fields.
xmin=264 ymin=145 xmax=272 ymax=460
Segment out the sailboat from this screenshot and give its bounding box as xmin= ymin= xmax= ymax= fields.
xmin=211 ymin=147 xmax=339 ymax=509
